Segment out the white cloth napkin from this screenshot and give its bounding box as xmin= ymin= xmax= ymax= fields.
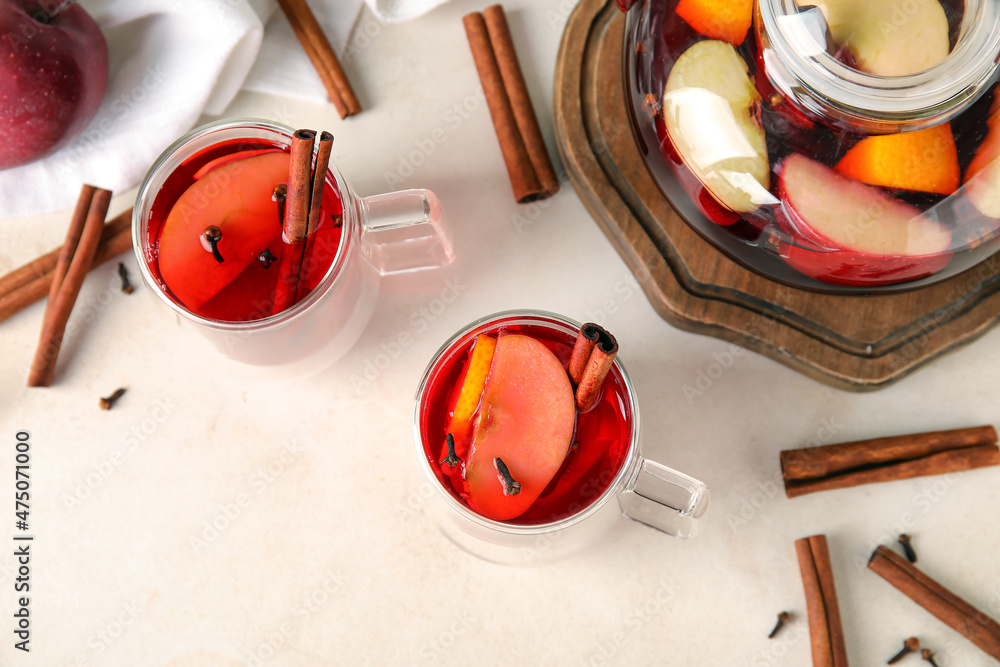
xmin=0 ymin=0 xmax=451 ymax=219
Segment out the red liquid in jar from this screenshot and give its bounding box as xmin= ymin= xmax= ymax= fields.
xmin=418 ymin=321 xmax=633 ymax=525
xmin=146 ymin=138 xmax=344 ymax=321
xmin=641 ymin=0 xmax=1000 ymax=287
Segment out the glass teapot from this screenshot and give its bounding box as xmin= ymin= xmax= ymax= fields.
xmin=622 ymin=0 xmax=1000 ymax=292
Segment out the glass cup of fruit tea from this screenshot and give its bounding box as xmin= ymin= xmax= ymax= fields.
xmin=413 ymin=310 xmax=709 ymax=565
xmin=625 ymin=0 xmax=1000 ymax=291
xmin=133 ymin=119 xmax=452 ymax=373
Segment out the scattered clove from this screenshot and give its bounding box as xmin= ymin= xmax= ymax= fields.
xmin=898 ymin=534 xmax=918 ymax=563
xmin=257 ymin=248 xmax=276 ymax=269
xmin=768 ymin=611 xmax=790 ymax=639
xmin=888 ymin=637 xmax=920 ymax=664
xmin=99 ymin=387 xmax=126 ymax=411
xmin=440 ymin=433 xmax=461 ymax=468
xmin=117 ymin=262 xmax=134 ymax=294
xmin=202 ymin=226 xmax=224 ymax=263
xmin=494 ymin=457 xmax=521 ymax=496
xmin=921 ymin=649 xmax=939 ymax=667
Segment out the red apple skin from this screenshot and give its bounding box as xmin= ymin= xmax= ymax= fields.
xmin=465 ymin=334 xmax=576 ymax=522
xmin=774 ymin=154 xmax=952 ymax=286
xmin=0 ymin=0 xmax=109 ymax=170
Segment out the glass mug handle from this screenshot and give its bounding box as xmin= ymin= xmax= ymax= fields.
xmin=359 ymin=189 xmax=454 ymax=275
xmin=619 ymin=459 xmax=709 ymax=538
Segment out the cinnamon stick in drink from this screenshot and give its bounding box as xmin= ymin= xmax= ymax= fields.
xmin=568 ymin=323 xmax=600 ymax=385
xmin=275 ymin=0 xmax=361 ymax=119
xmin=464 ymin=5 xmax=559 ymax=203
xmin=27 ymin=188 xmax=113 ymax=386
xmin=273 ymin=129 xmax=316 ymax=315
xmin=781 ymin=426 xmax=1000 ymax=498
xmin=796 ymin=535 xmax=849 ymax=667
xmin=570 ymin=323 xmax=618 ymax=412
xmin=869 ymin=545 xmax=1000 ymax=660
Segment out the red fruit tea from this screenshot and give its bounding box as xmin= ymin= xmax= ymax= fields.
xmin=417 ymin=319 xmax=633 ymax=526
xmin=145 ymin=138 xmax=344 ymax=321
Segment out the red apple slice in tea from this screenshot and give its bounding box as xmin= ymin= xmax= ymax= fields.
xmin=663 ymin=40 xmax=774 ymax=214
xmin=465 ymin=334 xmax=576 ymax=521
xmin=776 ymin=153 xmax=953 ymax=285
xmin=796 ymin=0 xmax=949 ymax=76
xmin=158 ymin=152 xmax=289 ymax=312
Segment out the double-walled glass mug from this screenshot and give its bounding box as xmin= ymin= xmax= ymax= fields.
xmin=413 ymin=310 xmax=709 ymax=565
xmin=132 ymin=119 xmax=452 ymax=374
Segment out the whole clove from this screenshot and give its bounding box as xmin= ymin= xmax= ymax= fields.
xmin=888 ymin=637 xmax=919 ymax=664
xmin=898 ymin=534 xmax=918 ymax=563
xmin=440 ymin=433 xmax=461 ymax=468
xmin=768 ymin=611 xmax=790 ymax=639
xmin=117 ymin=262 xmax=134 ymax=294
xmin=202 ymin=226 xmax=224 ymax=263
xmin=494 ymin=457 xmax=521 ymax=496
xmin=99 ymin=387 xmax=126 ymax=410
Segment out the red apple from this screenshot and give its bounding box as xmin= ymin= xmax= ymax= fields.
xmin=465 ymin=334 xmax=576 ymax=521
xmin=776 ymin=153 xmax=952 ymax=286
xmin=0 ymin=0 xmax=108 ymax=170
xmin=157 ymin=152 xmax=289 ymax=311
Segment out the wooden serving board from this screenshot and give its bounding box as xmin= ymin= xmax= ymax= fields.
xmin=553 ymin=0 xmax=1000 ymax=391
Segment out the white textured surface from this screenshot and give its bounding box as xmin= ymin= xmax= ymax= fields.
xmin=2 ymin=1 xmax=1000 ymax=665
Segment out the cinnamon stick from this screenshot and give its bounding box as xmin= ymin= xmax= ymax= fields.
xmin=50 ymin=185 xmax=97 ymax=302
xmin=869 ymin=545 xmax=1000 ymax=660
xmin=275 ymin=0 xmax=361 ymax=119
xmin=300 ymin=131 xmax=333 ymax=290
xmin=0 ymin=210 xmax=132 ymax=324
xmin=273 ymin=129 xmax=316 ymax=315
xmin=464 ymin=6 xmax=559 ymax=203
xmin=573 ymin=324 xmax=618 ymax=412
xmin=27 ymin=188 xmax=113 ymax=387
xmin=781 ymin=426 xmax=1000 ymax=498
xmin=568 ymin=323 xmax=600 ymax=385
xmin=796 ymin=535 xmax=849 ymax=667
xmin=482 ymin=5 xmax=559 ymax=198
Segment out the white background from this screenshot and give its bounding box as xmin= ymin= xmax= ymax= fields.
xmin=2 ymin=0 xmax=1000 ymax=665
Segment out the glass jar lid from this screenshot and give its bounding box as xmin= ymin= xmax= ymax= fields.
xmin=757 ymin=0 xmax=1000 ymax=132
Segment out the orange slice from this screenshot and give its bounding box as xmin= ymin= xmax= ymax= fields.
xmin=675 ymin=0 xmax=753 ymax=46
xmin=834 ymin=124 xmax=959 ymax=196
xmin=447 ymin=335 xmax=497 ymax=435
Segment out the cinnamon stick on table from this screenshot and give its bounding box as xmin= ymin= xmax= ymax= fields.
xmin=780 ymin=426 xmax=1000 ymax=498
xmin=869 ymin=545 xmax=1000 ymax=660
xmin=796 ymin=535 xmax=849 ymax=667
xmin=27 ymin=187 xmax=113 ymax=387
xmin=0 ymin=209 xmax=132 ymax=325
xmin=275 ymin=0 xmax=361 ymax=119
xmin=464 ymin=4 xmax=559 ymax=203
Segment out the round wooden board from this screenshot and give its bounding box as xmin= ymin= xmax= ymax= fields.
xmin=553 ymin=0 xmax=1000 ymax=391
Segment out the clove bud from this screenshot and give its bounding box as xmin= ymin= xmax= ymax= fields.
xmin=99 ymin=387 xmax=126 ymax=411
xmin=494 ymin=457 xmax=521 ymax=496
xmin=117 ymin=262 xmax=134 ymax=294
xmin=440 ymin=433 xmax=461 ymax=468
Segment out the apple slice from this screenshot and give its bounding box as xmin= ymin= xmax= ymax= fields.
xmin=777 ymin=153 xmax=952 ymax=285
xmin=157 ymin=151 xmax=289 ymax=312
xmin=663 ymin=40 xmax=774 ymax=214
xmin=797 ymin=0 xmax=949 ymax=76
xmin=676 ymin=0 xmax=752 ymax=46
xmin=780 ymin=153 xmax=951 ymax=254
xmin=835 ymin=124 xmax=959 ymax=195
xmin=465 ymin=334 xmax=576 ymax=521
xmin=963 ymin=92 xmax=1000 ymax=219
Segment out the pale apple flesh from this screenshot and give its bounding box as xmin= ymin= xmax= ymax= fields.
xmin=796 ymin=0 xmax=950 ymax=76
xmin=776 ymin=153 xmax=953 ymax=285
xmin=465 ymin=334 xmax=576 ymax=522
xmin=0 ymin=0 xmax=108 ymax=169
xmin=663 ymin=39 xmax=774 ymax=214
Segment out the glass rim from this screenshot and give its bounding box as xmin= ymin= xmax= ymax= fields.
xmin=758 ymin=0 xmax=1000 ymax=123
xmin=131 ymin=117 xmax=354 ymax=331
xmin=411 ymin=309 xmax=642 ymax=536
